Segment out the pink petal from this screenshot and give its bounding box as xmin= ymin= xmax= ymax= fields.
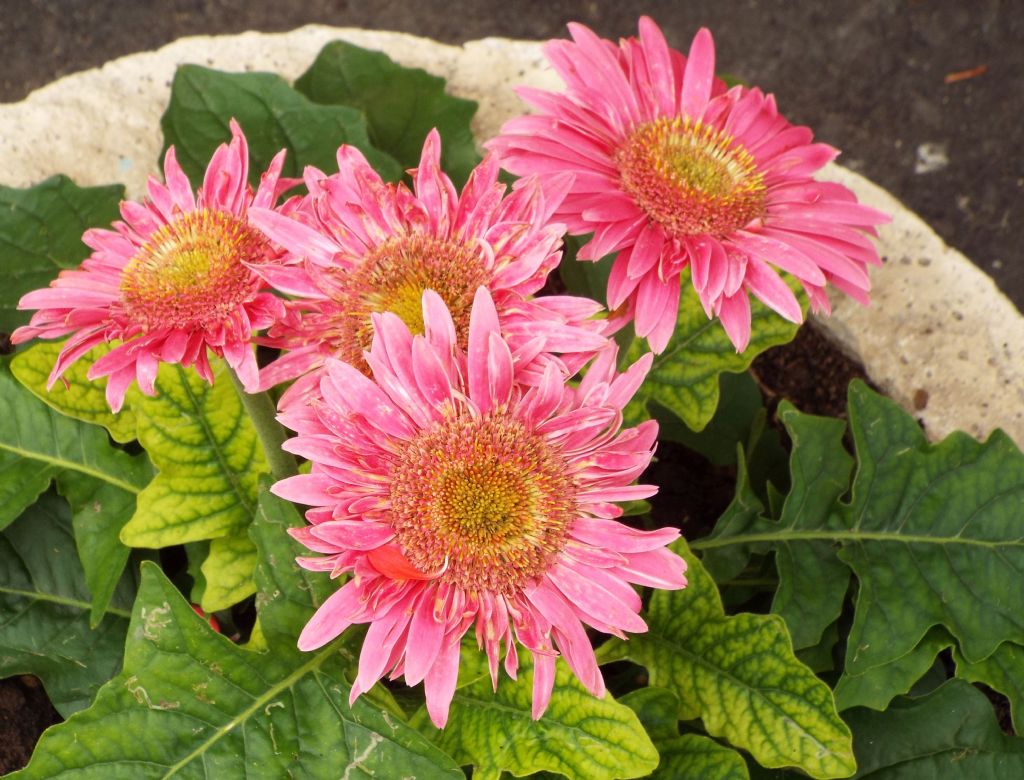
xmin=467 ymin=287 xmax=502 ymax=412
xmin=531 ymin=651 xmax=557 ymax=720
xmin=424 ymin=635 xmax=462 ymax=728
xmin=745 ymin=257 xmax=803 ymax=323
xmin=404 ymin=591 xmax=447 ymax=686
xmin=717 ymin=291 xmax=752 ymax=352
xmin=297 ymin=581 xmax=364 ymax=651
xmin=681 ymin=28 xmax=716 ymax=119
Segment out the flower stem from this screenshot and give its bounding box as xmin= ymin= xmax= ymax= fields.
xmin=228 ymin=370 xmax=298 ymax=482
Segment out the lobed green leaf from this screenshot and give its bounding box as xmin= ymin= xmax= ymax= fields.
xmin=160 ymin=64 xmax=402 ymax=187
xmin=955 ymin=642 xmax=1024 ymax=734
xmin=295 ymin=40 xmax=480 ymax=187
xmin=834 ymin=627 xmax=953 ymax=713
xmin=846 ymin=680 xmax=1024 ymax=778
xmin=837 ymin=383 xmax=1024 ymax=672
xmin=696 ymin=381 xmax=1024 ymax=709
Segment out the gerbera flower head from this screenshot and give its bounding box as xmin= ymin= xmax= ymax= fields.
xmin=12 ymin=120 xmax=289 ymax=411
xmin=247 ymin=129 xmax=607 ymax=406
xmin=273 ymin=286 xmax=687 ymax=728
xmin=488 ymin=18 xmax=889 ymax=352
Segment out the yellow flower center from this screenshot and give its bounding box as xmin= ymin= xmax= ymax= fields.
xmin=120 ymin=209 xmax=266 ymax=331
xmin=328 ymin=234 xmax=491 ymax=371
xmin=615 ymin=117 xmax=767 ymax=238
xmin=389 ymin=412 xmax=576 ymax=594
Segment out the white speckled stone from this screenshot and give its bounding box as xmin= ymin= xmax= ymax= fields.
xmin=1 ymin=26 xmax=1020 ymax=445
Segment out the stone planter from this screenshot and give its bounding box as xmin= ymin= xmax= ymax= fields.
xmin=2 ymin=26 xmax=1020 ymax=444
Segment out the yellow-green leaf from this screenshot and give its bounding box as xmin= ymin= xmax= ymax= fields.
xmin=622 ymin=269 xmax=804 ymax=430
xmin=618 ymin=680 xmax=751 ymax=779
xmin=411 ymin=653 xmax=659 ymax=780
xmin=120 ymin=360 xmax=267 ymax=547
xmin=652 ymin=735 xmax=751 ymax=780
xmin=11 ymin=340 xmax=138 ymax=443
xmin=602 ymin=540 xmax=856 ymax=779
xmin=200 ymin=530 xmax=257 ymax=612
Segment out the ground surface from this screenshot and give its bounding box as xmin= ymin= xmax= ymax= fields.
xmin=0 ymin=0 xmax=1021 ymax=310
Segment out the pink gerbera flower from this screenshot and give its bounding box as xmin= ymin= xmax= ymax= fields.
xmin=273 ymin=286 xmax=686 ymax=728
xmin=12 ymin=120 xmax=289 ymax=411
xmin=247 ymin=129 xmax=607 ymax=406
xmin=489 ymin=18 xmax=889 ymax=352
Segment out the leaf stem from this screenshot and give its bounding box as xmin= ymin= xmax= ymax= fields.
xmin=227 ymin=371 xmax=297 ymax=483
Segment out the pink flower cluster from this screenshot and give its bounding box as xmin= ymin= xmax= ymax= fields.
xmin=12 ymin=19 xmax=885 ymax=727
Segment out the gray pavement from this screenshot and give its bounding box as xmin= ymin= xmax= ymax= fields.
xmin=2 ymin=0 xmax=1021 ymax=310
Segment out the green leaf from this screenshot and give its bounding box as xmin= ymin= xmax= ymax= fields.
xmin=411 ymin=651 xmax=658 ymax=780
xmin=653 ymin=735 xmax=751 ymax=780
xmin=698 ymin=454 xmax=767 ymax=585
xmin=248 ymin=483 xmax=336 ymax=647
xmin=796 ymin=621 xmax=841 ymax=674
xmin=199 ymin=530 xmax=257 ymax=612
xmin=0 ymin=175 xmax=123 ymax=334
xmin=0 ymin=491 xmax=135 ymax=717
xmin=836 ymin=383 xmax=1024 ymax=672
xmin=846 ymin=680 xmax=1024 ymax=778
xmin=695 ymin=381 xmax=1024 ymax=704
xmin=618 ymin=687 xmax=751 ymax=779
xmin=14 ymin=497 xmax=462 ymax=779
xmin=559 ymin=237 xmax=614 ymax=305
xmin=603 ymin=540 xmax=856 ymax=779
xmin=623 ymin=269 xmax=803 ymax=431
xmin=0 ymin=360 xmax=145 ymax=497
xmin=760 ymin=405 xmax=853 ymax=650
xmin=160 ymin=64 xmax=402 ymax=187
xmin=0 ymin=452 xmax=55 ymax=532
xmin=834 ymin=627 xmax=954 ymax=712
xmin=11 ymin=339 xmax=138 ymax=443
xmin=57 ymin=470 xmax=147 ymax=626
xmin=654 ymin=371 xmax=764 ymax=462
xmin=185 ymin=540 xmax=209 ymax=604
xmin=295 ymin=40 xmax=480 ymax=187
xmin=11 ymin=338 xmax=147 ymax=618
xmin=0 ymin=359 xmax=150 ymax=617
xmin=956 ymin=642 xmax=1024 ymax=734
xmin=619 ymin=686 xmax=681 ymax=741
xmin=121 ymin=360 xmax=266 ymax=548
